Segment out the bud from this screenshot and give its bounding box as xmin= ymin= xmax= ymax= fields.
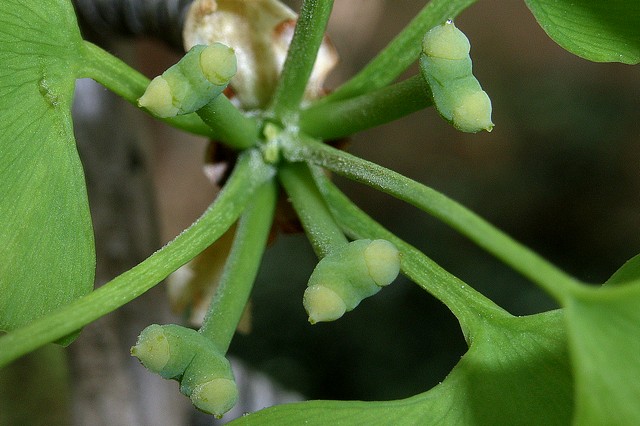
xmin=132 ymin=324 xmax=238 ymax=417
xmin=183 ymin=0 xmax=337 ymax=109
xmin=303 ymin=239 xmax=401 ymax=323
xmin=191 ymin=378 xmax=239 ymax=417
xmin=138 ymin=43 xmax=236 ymax=117
xmin=420 ymin=21 xmax=493 ymax=133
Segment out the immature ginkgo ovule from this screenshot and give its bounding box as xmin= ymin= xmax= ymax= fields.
xmin=138 ymin=77 xmax=178 ymax=117
xmin=130 ymin=324 xmax=172 ymax=374
xmin=420 ymin=21 xmax=493 ymax=133
xmin=200 ymin=43 xmax=238 ymax=85
xmin=190 ymin=378 xmax=239 ymax=416
xmin=364 ymin=239 xmax=402 ymax=286
xmin=304 ymin=285 xmax=347 ymax=324
xmin=421 ymin=22 xmax=470 ymax=60
xmin=132 ymin=324 xmax=238 ymax=417
xmin=303 ymin=239 xmax=401 ymax=323
xmin=138 ymin=42 xmax=237 ymax=118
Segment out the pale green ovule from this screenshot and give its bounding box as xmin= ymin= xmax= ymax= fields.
xmin=420 ymin=21 xmax=494 ymax=133
xmin=200 ymin=43 xmax=237 ymax=85
xmin=131 ymin=324 xmax=170 ymax=374
xmin=190 ymin=378 xmax=239 ymax=417
xmin=364 ymin=239 xmax=400 ymax=286
xmin=452 ymin=90 xmax=494 ymax=133
xmin=303 ymin=285 xmax=346 ymax=324
xmin=138 ymin=76 xmax=179 ymax=118
xmin=422 ymin=21 xmax=470 ymax=60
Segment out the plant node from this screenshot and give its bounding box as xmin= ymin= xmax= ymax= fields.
xmin=261 ymin=122 xmax=283 ymax=164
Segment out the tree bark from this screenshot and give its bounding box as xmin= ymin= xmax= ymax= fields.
xmin=69 ymin=41 xmax=191 ymax=426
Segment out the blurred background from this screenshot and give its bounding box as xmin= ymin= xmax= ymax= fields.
xmin=145 ymin=0 xmax=640 ymax=402
xmin=1 ymin=1 xmax=638 ymax=425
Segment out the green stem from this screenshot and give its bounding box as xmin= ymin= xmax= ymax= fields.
xmin=300 ymin=75 xmax=431 ymax=140
xmin=311 ymin=168 xmax=508 ymax=336
xmin=317 ymin=0 xmax=475 ymax=105
xmin=199 ymin=180 xmax=277 ymax=353
xmin=80 ymin=41 xmax=215 ymax=138
xmin=268 ymin=0 xmax=335 ymax=123
xmin=283 ymin=138 xmax=583 ymax=302
xmin=278 ymin=161 xmax=347 ymax=258
xmin=197 ymin=96 xmax=260 ymax=150
xmin=0 ymin=150 xmax=274 ymax=368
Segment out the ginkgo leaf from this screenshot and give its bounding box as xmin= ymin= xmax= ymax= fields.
xmin=525 ymin=0 xmax=640 ymax=64
xmin=0 ymin=0 xmax=94 ymax=338
xmin=564 ymin=255 xmax=640 ymax=424
xmin=229 ymin=311 xmax=573 ymax=425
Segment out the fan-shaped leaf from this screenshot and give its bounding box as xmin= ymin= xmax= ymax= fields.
xmin=565 ymin=255 xmax=640 ymax=424
xmin=230 ymin=311 xmax=573 ymax=425
xmin=525 ymin=0 xmax=640 ymax=64
xmin=0 ymin=0 xmax=94 ymax=336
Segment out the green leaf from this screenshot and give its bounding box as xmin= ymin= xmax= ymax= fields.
xmin=230 ymin=311 xmax=573 ymax=425
xmin=524 ymin=0 xmax=640 ymax=64
xmin=0 ymin=0 xmax=94 ymax=334
xmin=0 ymin=150 xmax=274 ymax=367
xmin=604 ymin=253 xmax=640 ymax=286
xmin=564 ymin=257 xmax=640 ymax=424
